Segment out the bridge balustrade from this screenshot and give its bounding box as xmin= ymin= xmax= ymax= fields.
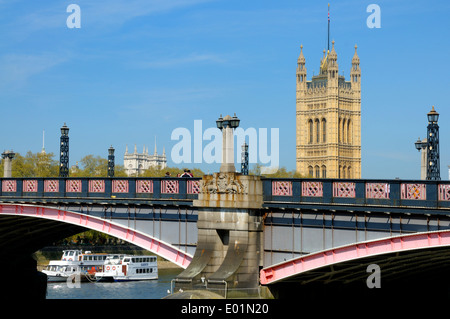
xmin=0 ymin=177 xmax=202 ymax=202
xmin=1 ymin=177 xmax=450 ymax=210
xmin=264 ymin=178 xmax=450 ymax=210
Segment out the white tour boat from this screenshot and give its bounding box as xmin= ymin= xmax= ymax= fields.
xmin=95 ymin=255 xmax=158 ymax=282
xmin=42 ymin=250 xmax=108 ymax=282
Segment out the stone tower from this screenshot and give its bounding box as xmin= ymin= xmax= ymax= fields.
xmin=296 ymin=41 xmax=361 ymax=178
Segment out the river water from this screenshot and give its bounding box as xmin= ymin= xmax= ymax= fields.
xmin=46 ymin=268 xmax=182 ymax=299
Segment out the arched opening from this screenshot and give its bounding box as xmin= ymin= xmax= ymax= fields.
xmin=315 ymin=119 xmax=320 ymax=143
xmin=322 ymin=118 xmax=327 ymax=143
xmin=308 ymin=120 xmax=313 ymax=144
xmin=308 ymin=166 xmax=313 ymax=177
xmin=347 ymin=119 xmax=352 ymax=144
xmin=321 ymin=165 xmax=327 ymax=178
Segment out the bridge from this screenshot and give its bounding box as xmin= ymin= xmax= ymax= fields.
xmin=2 ymin=175 xmax=450 ymax=299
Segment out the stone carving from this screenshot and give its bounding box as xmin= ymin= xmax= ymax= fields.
xmin=200 ymin=173 xmax=247 ymax=195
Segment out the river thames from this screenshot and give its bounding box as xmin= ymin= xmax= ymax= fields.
xmin=46 ymin=268 xmax=182 ymax=299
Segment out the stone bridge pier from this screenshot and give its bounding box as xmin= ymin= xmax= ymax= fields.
xmin=174 ymin=172 xmax=264 ymax=296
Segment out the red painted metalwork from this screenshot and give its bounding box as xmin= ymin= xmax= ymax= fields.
xmin=260 ymin=230 xmax=450 ymax=285
xmin=0 ymin=204 xmax=192 ymax=269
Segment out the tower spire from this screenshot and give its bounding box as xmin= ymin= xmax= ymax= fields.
xmin=41 ymin=129 xmax=46 ymax=154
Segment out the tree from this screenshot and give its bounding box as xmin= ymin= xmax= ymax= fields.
xmin=70 ymin=155 xmax=107 ymax=177
xmin=0 ymin=151 xmax=59 ymax=177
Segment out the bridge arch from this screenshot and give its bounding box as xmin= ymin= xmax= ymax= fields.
xmin=0 ymin=204 xmax=192 ymax=268
xmin=260 ymin=230 xmax=450 ymax=285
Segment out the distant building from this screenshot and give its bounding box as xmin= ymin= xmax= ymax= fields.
xmin=124 ymin=144 xmax=167 ymax=176
xmin=296 ymin=41 xmax=361 ymax=178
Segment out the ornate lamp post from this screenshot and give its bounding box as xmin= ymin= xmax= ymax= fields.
xmin=108 ymin=145 xmax=115 ymax=178
xmin=415 ymin=106 xmax=440 ymax=180
xmin=59 ymin=123 xmax=69 ymax=178
xmin=241 ymin=142 xmax=249 ymax=175
xmin=426 ymin=106 xmax=440 ymax=180
xmin=216 ymin=113 xmax=240 ymax=173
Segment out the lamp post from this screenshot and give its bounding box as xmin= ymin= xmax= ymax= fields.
xmin=2 ymin=150 xmax=15 ymax=177
xmin=414 ymin=137 xmax=427 ymax=180
xmin=426 ymin=106 xmax=440 ymax=180
xmin=216 ymin=113 xmax=240 ymax=173
xmin=59 ymin=123 xmax=69 ymax=178
xmin=108 ymin=145 xmax=115 ymax=178
xmin=241 ymin=143 xmax=249 ymax=175
xmin=415 ymin=106 xmax=440 ymax=180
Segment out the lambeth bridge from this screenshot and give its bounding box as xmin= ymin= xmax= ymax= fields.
xmin=2 ymin=176 xmax=450 ymax=299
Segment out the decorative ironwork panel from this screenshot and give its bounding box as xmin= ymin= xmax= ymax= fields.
xmin=272 ymin=181 xmax=293 ymax=196
xmin=333 ymin=182 xmax=356 ymax=198
xmin=136 ymin=180 xmax=153 ymax=193
xmin=301 ymin=181 xmax=323 ymax=197
xmin=187 ymin=180 xmax=200 ymax=194
xmin=112 ymin=180 xmax=129 ymax=193
xmin=44 ymin=180 xmax=59 ymax=192
xmin=2 ymin=180 xmax=17 ymax=192
xmin=366 ymin=183 xmax=390 ymax=199
xmin=161 ymin=180 xmax=179 ymax=194
xmin=438 ymin=184 xmax=450 ymax=201
xmin=66 ymin=180 xmax=82 ymax=193
xmin=89 ymin=180 xmax=105 ymax=193
xmin=23 ymin=180 xmax=38 ymax=192
xmin=401 ymin=183 xmax=426 ymax=200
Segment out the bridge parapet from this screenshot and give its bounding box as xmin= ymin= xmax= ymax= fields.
xmin=2 ymin=177 xmax=450 ymax=213
xmin=263 ymin=178 xmax=450 ymax=211
xmin=0 ymin=177 xmax=202 ymax=204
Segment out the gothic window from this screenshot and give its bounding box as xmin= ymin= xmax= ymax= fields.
xmin=344 ymin=118 xmax=347 ymax=144
xmin=308 ymin=166 xmax=313 ymax=177
xmin=347 ymin=120 xmax=352 ymax=144
xmin=322 ymin=119 xmax=326 ymax=143
xmin=315 ymin=165 xmax=320 ymax=178
xmin=315 ymin=119 xmax=320 ymax=143
xmin=338 ymin=118 xmax=342 ymax=143
xmin=322 ymin=165 xmax=327 ymax=178
xmin=308 ymin=120 xmax=313 ymax=144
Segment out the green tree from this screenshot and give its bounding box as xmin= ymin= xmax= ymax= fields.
xmin=0 ymin=151 xmax=59 ymax=177
xmin=70 ymin=155 xmax=108 ymax=177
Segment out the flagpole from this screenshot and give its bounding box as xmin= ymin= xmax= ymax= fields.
xmin=328 ymin=3 xmax=330 ymax=52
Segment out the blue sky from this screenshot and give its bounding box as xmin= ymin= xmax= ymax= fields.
xmin=0 ymin=0 xmax=448 ymax=179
